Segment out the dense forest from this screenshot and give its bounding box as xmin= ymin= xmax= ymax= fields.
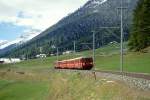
xmin=129 ymin=0 xmax=150 ymax=51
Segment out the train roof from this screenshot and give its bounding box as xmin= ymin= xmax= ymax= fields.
xmin=57 ymin=57 xmax=92 ymax=62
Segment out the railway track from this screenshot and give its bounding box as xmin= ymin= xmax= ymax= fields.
xmin=54 ymin=69 xmax=150 ymax=80
xmin=95 ymin=70 xmax=150 ymax=80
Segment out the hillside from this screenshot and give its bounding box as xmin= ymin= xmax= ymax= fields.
xmin=1 ymin=0 xmax=138 ymax=58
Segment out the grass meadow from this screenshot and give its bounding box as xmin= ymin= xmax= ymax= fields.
xmin=0 ymin=70 xmax=149 ymax=100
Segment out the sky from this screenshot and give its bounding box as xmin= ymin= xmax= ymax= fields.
xmin=0 ymin=0 xmax=88 ymax=41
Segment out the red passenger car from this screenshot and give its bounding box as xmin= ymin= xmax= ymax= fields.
xmin=54 ymin=57 xmax=93 ymax=70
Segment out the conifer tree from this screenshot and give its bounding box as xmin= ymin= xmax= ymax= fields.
xmin=129 ymin=0 xmax=150 ymax=51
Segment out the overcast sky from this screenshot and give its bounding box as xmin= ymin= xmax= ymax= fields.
xmin=0 ymin=0 xmax=88 ymax=40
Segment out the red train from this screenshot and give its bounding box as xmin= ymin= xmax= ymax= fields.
xmin=54 ymin=57 xmax=93 ymax=70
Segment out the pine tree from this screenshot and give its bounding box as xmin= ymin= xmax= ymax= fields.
xmin=129 ymin=0 xmax=150 ymax=51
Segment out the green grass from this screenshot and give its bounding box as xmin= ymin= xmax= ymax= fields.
xmin=0 ymin=80 xmax=49 ymax=100
xmin=95 ymin=52 xmax=150 ymax=73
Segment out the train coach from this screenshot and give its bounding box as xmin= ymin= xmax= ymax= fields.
xmin=54 ymin=57 xmax=93 ymax=70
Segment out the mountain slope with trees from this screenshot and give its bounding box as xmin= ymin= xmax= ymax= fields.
xmin=1 ymin=0 xmax=138 ymax=58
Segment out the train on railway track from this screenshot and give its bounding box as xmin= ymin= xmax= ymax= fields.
xmin=54 ymin=57 xmax=93 ymax=70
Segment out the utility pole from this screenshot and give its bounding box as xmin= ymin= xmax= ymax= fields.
xmin=93 ymin=31 xmax=95 ymax=70
xmin=120 ymin=0 xmax=123 ymax=73
xmin=40 ymin=47 xmax=43 ymax=54
xmin=73 ymin=41 xmax=76 ymax=54
xmin=92 ymin=31 xmax=97 ymax=80
xmin=101 ymin=33 xmax=103 ymax=46
xmin=39 ymin=47 xmax=43 ymax=62
xmin=57 ymin=47 xmax=59 ymax=62
xmin=117 ymin=0 xmax=127 ymax=73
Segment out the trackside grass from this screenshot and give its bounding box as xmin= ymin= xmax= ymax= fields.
xmin=0 ymin=71 xmax=149 ymax=100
